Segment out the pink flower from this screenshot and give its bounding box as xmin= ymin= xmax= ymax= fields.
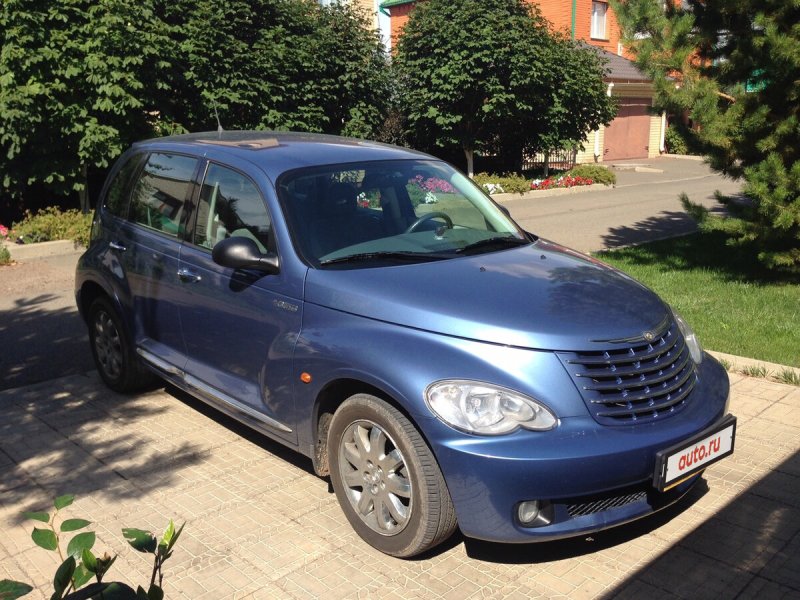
xmin=0 ymin=224 xmax=8 ymax=238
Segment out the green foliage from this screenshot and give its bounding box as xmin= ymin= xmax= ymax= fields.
xmin=0 ymin=244 xmax=10 ymax=265
xmin=597 ymin=231 xmax=800 ymax=367
xmin=0 ymin=0 xmax=390 ymax=213
xmin=12 ymin=207 xmax=93 ymax=246
xmin=394 ymin=0 xmax=615 ymax=175
xmin=472 ymin=173 xmax=531 ymax=195
xmin=163 ymin=0 xmax=390 ymax=136
xmin=5 ymin=494 xmax=184 ymax=600
xmin=612 ymin=0 xmax=800 ymax=273
xmin=0 ymin=0 xmax=173 ymax=210
xmin=566 ymin=164 xmax=616 ymax=186
xmin=664 ymin=125 xmax=687 ymax=155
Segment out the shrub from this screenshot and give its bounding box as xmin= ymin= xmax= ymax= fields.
xmin=0 ymin=244 xmax=10 ymax=265
xmin=12 ymin=207 xmax=93 ymax=247
xmin=566 ymin=164 xmax=616 ymax=186
xmin=472 ymin=173 xmax=531 ymax=194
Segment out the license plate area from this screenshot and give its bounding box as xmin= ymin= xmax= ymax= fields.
xmin=653 ymin=414 xmax=736 ymax=492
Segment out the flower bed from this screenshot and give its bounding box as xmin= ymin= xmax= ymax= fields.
xmin=529 ymin=175 xmax=594 ymax=190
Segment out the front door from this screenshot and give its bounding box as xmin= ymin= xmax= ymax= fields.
xmin=177 ymin=162 xmax=300 ymax=443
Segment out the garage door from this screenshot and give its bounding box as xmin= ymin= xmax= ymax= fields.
xmin=603 ymin=97 xmax=652 ymax=161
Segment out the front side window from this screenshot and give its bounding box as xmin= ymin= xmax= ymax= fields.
xmin=194 ymin=164 xmax=270 ymax=253
xmin=130 ymin=153 xmax=197 ymax=237
xmin=277 ymin=159 xmax=527 ymax=268
xmin=591 ymin=1 xmax=608 ymax=39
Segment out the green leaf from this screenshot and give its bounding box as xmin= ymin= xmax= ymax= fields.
xmin=71 ymin=565 xmax=92 ymax=590
xmin=135 ymin=586 xmax=149 ymax=600
xmin=60 ymin=520 xmax=91 ymax=533
xmin=23 ymin=511 xmax=50 ymax=523
xmin=146 ymin=585 xmax=163 ymax=600
xmin=54 ymin=495 xmax=75 ymax=511
xmin=121 ymin=529 xmax=156 ymax=553
xmin=32 ymin=528 xmax=58 ymax=551
xmin=52 ymin=556 xmax=75 ymax=599
xmin=80 ymin=549 xmax=97 ymax=574
xmin=0 ymin=579 xmax=34 ymax=600
xmin=66 ymin=532 xmax=95 ymax=559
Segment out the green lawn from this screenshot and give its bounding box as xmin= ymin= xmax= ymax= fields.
xmin=596 ymin=232 xmax=800 ymax=367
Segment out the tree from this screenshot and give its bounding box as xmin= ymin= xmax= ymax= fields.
xmin=612 ymin=0 xmax=800 ymax=273
xmin=0 ymin=0 xmax=172 ymax=212
xmin=162 ymin=0 xmax=390 ymax=137
xmin=394 ymin=0 xmax=615 ymax=176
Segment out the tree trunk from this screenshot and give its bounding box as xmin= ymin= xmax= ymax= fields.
xmin=543 ymin=151 xmax=550 ymax=178
xmin=79 ymin=163 xmax=90 ymax=213
xmin=464 ymin=147 xmax=474 ymax=178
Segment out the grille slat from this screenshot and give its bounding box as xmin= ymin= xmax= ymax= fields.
xmin=558 ymin=321 xmax=698 ymax=425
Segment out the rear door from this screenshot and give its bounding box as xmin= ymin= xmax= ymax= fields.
xmin=177 ymin=162 xmax=300 ymax=443
xmin=116 ymin=152 xmax=199 ymax=369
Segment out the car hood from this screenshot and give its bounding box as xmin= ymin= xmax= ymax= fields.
xmin=303 ymin=239 xmax=669 ymax=351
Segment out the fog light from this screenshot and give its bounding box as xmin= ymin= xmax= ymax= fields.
xmin=517 ymin=501 xmax=541 ymax=525
xmin=516 ymin=500 xmax=555 ymax=528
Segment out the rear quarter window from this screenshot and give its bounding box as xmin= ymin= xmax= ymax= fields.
xmin=104 ymin=153 xmax=144 ymax=218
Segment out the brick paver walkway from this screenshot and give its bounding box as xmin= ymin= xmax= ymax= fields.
xmin=1 ymin=371 xmax=798 ymax=599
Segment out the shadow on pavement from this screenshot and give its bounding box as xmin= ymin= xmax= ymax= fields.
xmin=0 ymin=375 xmax=206 ymax=522
xmin=604 ymin=450 xmax=800 ymax=598
xmin=0 ymin=293 xmax=93 ymax=391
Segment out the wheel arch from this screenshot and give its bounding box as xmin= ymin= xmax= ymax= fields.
xmin=310 ymin=377 xmax=432 ymax=478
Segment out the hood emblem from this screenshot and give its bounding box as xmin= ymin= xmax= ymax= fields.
xmin=643 ymin=331 xmax=656 ymax=342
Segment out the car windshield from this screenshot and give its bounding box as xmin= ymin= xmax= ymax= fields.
xmin=276 ymin=159 xmax=529 ymax=267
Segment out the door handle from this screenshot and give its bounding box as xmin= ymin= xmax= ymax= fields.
xmin=177 ymin=268 xmax=201 ymax=283
xmin=109 ymin=241 xmax=127 ymax=251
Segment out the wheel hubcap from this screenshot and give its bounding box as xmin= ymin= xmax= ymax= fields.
xmin=338 ymin=420 xmax=412 ymax=535
xmin=93 ymin=310 xmax=123 ymax=380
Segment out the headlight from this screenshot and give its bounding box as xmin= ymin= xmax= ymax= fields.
xmin=425 ymin=380 xmax=557 ymax=435
xmin=672 ymin=309 xmax=703 ymax=364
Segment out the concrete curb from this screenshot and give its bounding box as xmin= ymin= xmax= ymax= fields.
xmin=492 ymin=183 xmax=610 ymax=203
xmin=708 ymin=349 xmax=800 ymax=382
xmin=7 ymin=239 xmax=84 ymax=261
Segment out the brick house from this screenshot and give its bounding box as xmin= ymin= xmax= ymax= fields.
xmin=379 ymin=0 xmax=666 ymax=163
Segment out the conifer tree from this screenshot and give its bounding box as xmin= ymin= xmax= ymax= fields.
xmin=612 ymin=0 xmax=800 ymax=272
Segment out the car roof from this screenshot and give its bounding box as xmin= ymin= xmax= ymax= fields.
xmin=131 ymin=131 xmax=433 ymax=180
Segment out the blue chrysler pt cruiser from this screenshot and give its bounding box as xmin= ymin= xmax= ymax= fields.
xmin=76 ymin=132 xmax=735 ymax=557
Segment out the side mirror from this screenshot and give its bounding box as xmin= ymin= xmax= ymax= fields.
xmin=212 ymin=236 xmax=279 ymax=274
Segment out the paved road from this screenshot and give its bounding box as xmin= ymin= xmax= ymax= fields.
xmin=0 ymin=250 xmax=91 ymax=391
xmin=2 ymin=366 xmax=797 ymax=599
xmin=499 ymin=157 xmax=742 ymax=253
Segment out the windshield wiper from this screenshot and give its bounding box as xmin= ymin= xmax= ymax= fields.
xmin=319 ymin=251 xmax=452 ymax=266
xmin=455 ymin=236 xmax=530 ymax=254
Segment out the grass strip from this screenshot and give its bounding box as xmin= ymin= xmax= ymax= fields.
xmin=596 ymin=231 xmax=799 ymax=367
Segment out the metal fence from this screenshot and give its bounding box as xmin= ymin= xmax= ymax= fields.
xmin=522 ymin=147 xmax=578 ymax=173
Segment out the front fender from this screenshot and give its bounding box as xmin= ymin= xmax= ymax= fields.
xmin=292 ymin=303 xmax=587 ymax=452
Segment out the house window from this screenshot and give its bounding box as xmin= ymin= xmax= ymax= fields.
xmin=591 ymin=2 xmax=608 ymax=39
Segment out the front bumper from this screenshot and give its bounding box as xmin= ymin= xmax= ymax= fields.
xmin=426 ymin=359 xmax=730 ymax=543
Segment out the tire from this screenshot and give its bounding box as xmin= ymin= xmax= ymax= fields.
xmin=87 ymin=297 xmax=154 ymax=393
xmin=328 ymin=394 xmax=457 ymax=557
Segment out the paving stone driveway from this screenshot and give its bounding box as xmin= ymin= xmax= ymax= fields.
xmin=1 ymin=370 xmax=798 ymax=599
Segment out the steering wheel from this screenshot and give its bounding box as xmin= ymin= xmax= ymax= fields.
xmin=405 ymin=211 xmax=454 ymax=233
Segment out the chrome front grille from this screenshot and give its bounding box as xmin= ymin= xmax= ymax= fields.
xmin=558 ymin=322 xmax=698 ymax=425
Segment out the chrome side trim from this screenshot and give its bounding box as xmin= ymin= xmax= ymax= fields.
xmin=184 ymin=374 xmax=293 ymax=433
xmin=137 ymin=348 xmax=183 ymax=376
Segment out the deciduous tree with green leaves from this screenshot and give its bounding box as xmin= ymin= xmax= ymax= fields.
xmin=394 ymin=0 xmax=615 ymax=176
xmin=0 ymin=0 xmax=172 ymax=213
xmin=612 ymin=0 xmax=800 ymax=272
xmin=162 ymin=0 xmax=390 ymax=137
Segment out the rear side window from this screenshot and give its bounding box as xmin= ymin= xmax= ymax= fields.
xmin=130 ymin=153 xmax=198 ymax=237
xmin=104 ymin=153 xmax=144 ymax=217
xmin=193 ymin=163 xmax=271 ymax=252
